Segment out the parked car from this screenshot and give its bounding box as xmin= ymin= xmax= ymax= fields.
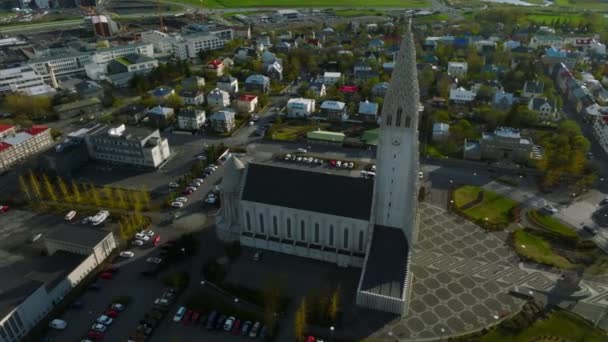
xmin=132 ymin=239 xmax=144 ymax=247
xmin=253 ymin=251 xmax=262 ymax=261
xmin=205 ymin=193 xmax=217 ymax=204
xmin=173 ymin=307 xmax=186 ymax=322
xmin=224 ymin=316 xmax=235 ymax=331
xmin=111 ymin=303 xmax=126 ymax=311
xmin=96 ymin=315 xmax=113 ymax=325
xmin=30 ymin=233 xmax=43 ymax=243
xmin=65 ymin=210 xmax=77 ymax=221
xmin=183 ymin=189 xmax=193 ymax=196
xmin=169 ymin=182 xmax=179 ymax=188
xmin=99 ymin=272 xmax=113 ymax=280
xmin=88 ymin=282 xmax=101 ymax=291
xmin=183 ymin=310 xmax=193 ymax=325
xmin=0 ymin=205 xmax=8 ymax=213
xmin=49 ymin=319 xmax=67 ymax=330
xmin=191 ymin=311 xmax=200 ymax=324
xmin=249 ymin=321 xmax=261 ymax=338
xmin=260 ymin=325 xmax=268 ymax=338
xmin=171 ymin=201 xmax=184 ymax=208
xmin=584 ymin=225 xmax=598 ymax=235
xmin=70 ymin=299 xmax=84 ymax=309
xmin=86 ymin=330 xmax=104 ymax=341
xmin=215 ymin=315 xmax=227 ymax=330
xmin=120 ymin=251 xmax=135 ymax=258
xmin=241 ymin=321 xmax=252 ymax=336
xmin=146 ymin=257 xmax=163 ymax=264
xmin=232 ymin=319 xmax=242 ymax=334
xmin=90 ymin=323 xmax=107 ymax=333
xmin=206 ymin=310 xmax=219 ymax=330
xmin=104 ymin=309 xmax=119 ymax=318
xmin=543 ymin=205 xmax=558 ymax=214
xmin=296 ymin=148 xmax=307 ymax=153
xmin=601 ymin=197 xmax=608 ymax=205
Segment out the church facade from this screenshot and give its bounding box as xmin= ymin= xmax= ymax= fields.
xmin=217 ymin=24 xmax=420 ymax=315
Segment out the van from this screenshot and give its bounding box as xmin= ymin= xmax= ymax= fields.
xmin=206 ymin=310 xmax=219 ymax=330
xmin=49 ymin=319 xmax=67 ymax=330
xmin=65 ymin=210 xmax=76 ymax=221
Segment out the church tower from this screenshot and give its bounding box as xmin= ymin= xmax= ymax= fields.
xmin=372 ymin=22 xmax=420 ymax=242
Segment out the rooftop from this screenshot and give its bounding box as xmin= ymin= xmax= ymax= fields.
xmin=242 ymin=163 xmax=373 ymax=220
xmin=307 ymin=130 xmax=345 ymax=142
xmin=45 ymin=225 xmax=111 ymax=248
xmin=359 ymin=225 xmax=408 ymax=299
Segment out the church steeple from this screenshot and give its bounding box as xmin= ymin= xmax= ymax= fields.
xmin=371 ymin=21 xmax=420 ymax=241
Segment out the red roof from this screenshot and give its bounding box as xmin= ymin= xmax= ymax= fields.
xmin=239 ymin=94 xmax=257 ymax=102
xmin=207 ymin=59 xmax=223 ymax=68
xmin=25 ymin=125 xmax=48 ymax=136
xmin=339 ymin=85 xmax=359 ymax=93
xmin=0 ymin=141 xmax=12 ymax=152
xmin=0 ymin=124 xmax=14 ymax=134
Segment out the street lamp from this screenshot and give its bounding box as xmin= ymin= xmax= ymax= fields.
xmin=330 ymin=326 xmax=335 ymax=341
xmin=200 ymin=281 xmax=205 ymax=285
xmin=234 ymin=298 xmax=239 ymax=303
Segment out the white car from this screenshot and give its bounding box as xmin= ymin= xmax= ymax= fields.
xmin=336 ymin=161 xmax=342 ymax=167
xmin=81 ymin=216 xmax=92 ymax=224
xmin=191 ymin=182 xmax=202 ymax=188
xmin=49 ymin=319 xmax=67 ymax=330
xmin=96 ymin=315 xmax=113 ymax=325
xmin=173 ymin=307 xmax=186 ymax=322
xmin=342 ymin=162 xmax=349 ymax=169
xmin=65 ymin=210 xmax=77 ymax=221
xmin=196 ymin=155 xmax=207 ymax=161
xmin=224 ymin=316 xmax=236 ymax=331
xmin=185 ymin=186 xmax=197 ymax=192
xmin=175 ymin=197 xmax=188 ymax=203
xmin=132 ymin=239 xmax=144 ymax=247
xmin=135 ymin=233 xmax=149 ymax=240
xmin=171 ymin=201 xmax=184 ymax=208
xmin=285 ymin=154 xmax=292 ymax=160
xmin=209 ymin=164 xmax=218 ymax=170
xmin=297 ymin=157 xmax=302 ymax=162
xmin=296 ymin=148 xmax=307 ymax=153
xmin=142 ymin=229 xmax=154 ymax=236
xmin=91 ymin=323 xmax=107 ymax=332
xmin=348 ymin=162 xmax=354 ymax=169
xmin=248 ymin=121 xmax=255 ymax=126
xmin=146 ymin=257 xmax=163 ymax=264
xmin=418 ymin=171 xmax=424 ymax=179
xmin=205 ymin=194 xmax=217 ymax=204
xmin=544 ymin=205 xmax=558 ymax=214
xmin=193 ymin=178 xmax=205 ymax=184
xmin=111 ymin=303 xmax=126 ymax=311
xmin=371 ymin=164 xmax=376 ymax=171
xmin=119 ymin=251 xmax=134 ymax=258
xmin=30 ymin=233 xmax=43 ymax=243
xmin=154 ymin=298 xmax=170 ymax=306
xmin=169 ymin=182 xmax=179 ymax=188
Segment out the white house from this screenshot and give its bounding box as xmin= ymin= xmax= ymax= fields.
xmin=522 ymin=80 xmax=545 ymax=99
xmin=287 ymin=98 xmax=316 ymax=118
xmin=179 ymin=90 xmax=205 ymax=106
xmin=207 ymin=88 xmax=231 ymax=107
xmin=529 ymin=35 xmax=563 ymax=49
xmin=177 ymin=107 xmax=206 ymax=130
xmin=432 ymin=122 xmax=450 ymax=141
xmin=447 ymin=62 xmax=468 ymax=77
xmin=210 ymin=109 xmax=236 ymax=133
xmin=528 ymin=97 xmax=558 ymax=121
xmin=322 ymin=72 xmax=342 ymax=86
xmin=217 ymin=76 xmax=239 ymax=95
xmin=236 ymin=94 xmax=258 ymax=113
xmin=449 ymin=87 xmax=476 ymax=104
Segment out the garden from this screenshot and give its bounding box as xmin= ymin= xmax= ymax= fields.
xmin=453 ymin=185 xmax=519 ymax=229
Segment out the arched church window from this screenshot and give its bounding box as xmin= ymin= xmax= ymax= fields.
xmin=259 ymin=214 xmax=264 ymax=233
xmin=386 ymin=114 xmax=392 ymax=126
xmin=246 ymin=211 xmax=251 ymax=231
xmin=343 ymin=228 xmax=349 ymax=249
xmin=405 ymin=115 xmax=411 ymax=128
xmin=314 ymin=223 xmax=320 ymax=243
xmin=329 ymin=224 xmax=334 ymax=246
xmin=300 ymin=221 xmax=306 ymax=241
xmin=396 ymin=107 xmax=403 ymax=126
xmin=358 ymin=231 xmax=364 ymax=251
xmin=287 ymin=218 xmax=292 ymax=238
xmin=273 ymin=216 xmax=278 ymax=236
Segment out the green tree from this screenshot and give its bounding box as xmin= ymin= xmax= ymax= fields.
xmin=56 ymin=176 xmax=71 ymax=203
xmin=71 ymin=180 xmax=83 ymax=204
xmin=28 ymin=170 xmax=42 ymax=201
xmin=19 ymin=175 xmax=32 ymax=203
xmin=103 ymin=186 xmax=114 ymax=208
xmin=116 ymin=188 xmax=127 ymax=210
xmin=89 ymin=184 xmax=102 ymax=207
xmin=328 ymin=285 xmax=341 ymax=323
xmin=294 ymin=298 xmax=308 ymax=342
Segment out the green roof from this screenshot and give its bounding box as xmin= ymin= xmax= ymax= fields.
xmin=306 ymin=130 xmax=345 ymax=142
xmin=115 ymin=57 xmax=133 ymax=65
xmin=361 ymin=128 xmax=379 ymax=146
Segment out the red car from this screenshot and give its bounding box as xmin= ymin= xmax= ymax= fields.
xmin=232 ymin=319 xmax=241 ymax=334
xmin=99 ymin=272 xmax=113 ymax=280
xmin=105 ymin=309 xmax=119 ymax=318
xmin=86 ymin=330 xmax=104 ymax=341
xmin=182 ymin=310 xmax=193 ymax=325
xmin=105 ymin=266 xmax=119 ymax=274
xmin=307 ymin=336 xmax=316 ymax=342
xmin=183 ymin=189 xmax=193 ymax=195
xmin=0 ymin=205 xmax=8 ymax=213
xmin=329 ymin=160 xmax=336 ymax=167
xmin=191 ymin=311 xmax=200 ymax=324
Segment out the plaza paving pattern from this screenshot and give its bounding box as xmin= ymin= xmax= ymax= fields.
xmin=368 ymin=203 xmax=608 ymax=340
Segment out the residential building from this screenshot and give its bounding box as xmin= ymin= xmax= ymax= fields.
xmin=447 ymin=62 xmax=468 ymax=77
xmin=85 ymin=124 xmax=171 ymax=168
xmin=493 ymin=91 xmax=514 ymax=110
xmin=372 ymin=82 xmax=389 ymax=98
xmin=432 ymin=123 xmax=450 ymax=141
xmin=206 ymin=59 xmax=225 ymax=76
xmin=210 ymin=109 xmax=236 ymax=133
xmin=320 ymin=100 xmax=347 ymax=121
xmin=323 ymin=72 xmax=342 ymax=86
xmin=217 ymin=76 xmax=239 ymax=95
xmin=522 ymin=80 xmax=544 ymax=99
xmin=141 ymin=29 xmax=234 ymax=60
xmin=245 ymin=74 xmax=270 ymax=93
xmin=181 ymin=76 xmax=205 ymax=91
xmin=593 ymin=116 xmax=608 ymax=154
xmin=177 ymin=107 xmax=206 ymax=130
xmin=449 ymin=87 xmax=476 ymax=104
xmin=0 ymin=125 xmax=53 ymax=172
xmin=528 ymin=97 xmax=558 ymax=121
xmin=308 ymin=82 xmax=326 ymax=97
xmin=0 ymin=224 xmax=115 ymax=342
xmin=234 ymin=47 xmax=260 ymax=62
xmin=265 ymin=61 xmax=283 ymax=81
xmin=53 ymin=97 xmax=103 ymax=120
xmin=287 ymin=98 xmax=316 ymax=118
xmin=207 ymin=88 xmax=231 ymax=107
xmin=217 ymin=27 xmax=422 ymax=316
xmin=463 ymin=127 xmax=543 ymax=165
xmin=150 ymin=87 xmax=175 ymax=101
xmin=236 ymin=94 xmax=258 ymax=113
xmin=529 ymin=35 xmax=563 ymax=49
xmin=358 ymin=100 xmax=379 ymax=120
xmin=179 ymin=90 xmax=205 ymax=106
xmin=0 ymin=65 xmax=51 ymax=95
xmin=147 ymin=106 xmax=175 ymax=128
xmin=107 ymin=53 xmax=158 ymax=74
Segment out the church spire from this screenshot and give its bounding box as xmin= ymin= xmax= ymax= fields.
xmin=379 ymin=20 xmax=419 ymax=129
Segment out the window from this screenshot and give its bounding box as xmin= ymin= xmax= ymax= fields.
xmin=300 ymin=221 xmax=306 ymax=240
xmin=396 ymin=107 xmax=402 ymax=126
xmin=273 ymin=216 xmax=278 ymax=236
xmin=314 ymin=223 xmax=320 ymax=243
xmin=259 ymin=214 xmax=264 ymax=233
xmin=246 ymin=211 xmax=251 ymax=231
xmin=386 ymin=114 xmax=392 ymax=126
xmin=287 ymin=218 xmax=292 ymax=238
xmin=405 ymin=115 xmax=411 ymax=128
xmin=358 ymin=231 xmax=365 ymax=251
xmin=329 ymin=224 xmax=334 ymax=246
xmin=343 ymin=229 xmax=349 ymax=249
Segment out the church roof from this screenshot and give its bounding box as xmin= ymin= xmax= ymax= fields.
xmin=359 ymin=225 xmax=409 ymax=299
xmin=241 ymin=163 xmax=373 ymax=220
xmin=222 ymin=156 xmax=245 ymax=191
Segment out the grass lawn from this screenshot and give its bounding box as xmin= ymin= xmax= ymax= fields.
xmin=513 ymin=229 xmax=575 ymax=269
xmin=482 ymin=310 xmax=607 ymax=342
xmin=554 ymin=0 xmax=608 ymax=9
xmin=268 ymin=121 xmax=329 ymax=141
xmin=334 ymin=9 xmax=383 ymax=17
xmin=521 ymin=12 xmax=585 ymax=26
xmin=453 ymin=185 xmax=518 ymax=225
xmin=527 ymin=209 xmax=578 ymax=239
xmin=159 ymin=0 xmax=430 ymax=8
xmin=425 ymin=144 xmax=444 ymax=158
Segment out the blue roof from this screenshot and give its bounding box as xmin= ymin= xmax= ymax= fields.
xmin=245 ymin=74 xmax=269 ymax=85
xmin=153 ymin=87 xmax=173 ymax=97
xmin=545 ymin=47 xmax=566 ymax=58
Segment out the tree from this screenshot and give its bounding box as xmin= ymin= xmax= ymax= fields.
xmin=294 ymin=298 xmax=308 ymax=342
xmin=71 ymin=180 xmax=83 ymax=204
xmin=3 ymin=94 xmax=52 ymax=120
xmin=89 ymin=184 xmax=102 ymax=207
xmin=19 ymin=175 xmax=31 ymax=203
xmin=166 ymin=94 xmax=183 ymax=109
xmin=432 ymin=109 xmax=450 ymax=123
xmin=28 ymin=170 xmax=42 ymax=201
xmin=466 ymin=48 xmax=483 ymax=76
xmin=56 ymin=176 xmax=71 ymax=203
xmin=328 ymin=285 xmax=341 ymax=323
xmin=103 ymin=186 xmax=114 ymax=208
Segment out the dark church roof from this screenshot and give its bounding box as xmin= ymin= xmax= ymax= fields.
xmin=359 ymin=225 xmax=409 ymax=299
xmin=241 ymin=163 xmax=373 ymax=220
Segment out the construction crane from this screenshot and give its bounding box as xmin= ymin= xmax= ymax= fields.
xmin=199 ymin=0 xmax=204 ymax=22
xmin=157 ymin=0 xmax=165 ymax=31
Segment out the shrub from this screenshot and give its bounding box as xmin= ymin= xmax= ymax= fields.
xmin=162 ymin=271 xmax=190 ymax=288
xmin=202 ymin=260 xmax=226 ymax=283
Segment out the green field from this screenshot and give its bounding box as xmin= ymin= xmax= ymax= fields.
xmin=453 ymin=185 xmax=518 ymax=225
xmin=482 ymin=310 xmax=607 ymax=342
xmin=161 ymin=0 xmax=429 ymax=8
xmin=554 ymin=0 xmax=608 ymax=9
xmin=334 ymin=9 xmax=383 ymax=17
xmin=513 ymin=229 xmax=574 ymax=269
